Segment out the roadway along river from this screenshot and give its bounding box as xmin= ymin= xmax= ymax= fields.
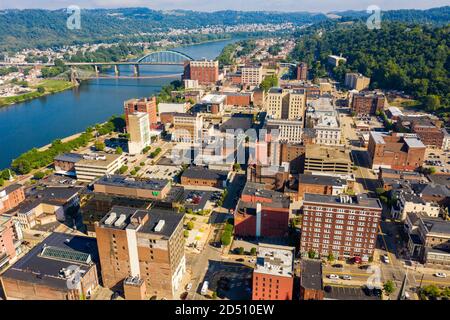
xmin=0 ymin=38 xmax=238 ymax=169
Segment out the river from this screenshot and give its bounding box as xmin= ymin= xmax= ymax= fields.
xmin=0 ymin=38 xmax=238 ymax=169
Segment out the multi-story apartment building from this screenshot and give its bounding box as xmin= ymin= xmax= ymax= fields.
xmin=345 ymin=73 xmax=370 ymax=91
xmin=0 ymin=184 xmax=25 ymax=214
xmin=266 ymin=88 xmax=306 ymax=121
xmin=252 ymin=244 xmax=295 ymax=300
xmin=241 ymin=64 xmax=263 ymax=86
xmin=304 ymin=145 xmax=353 ymax=176
xmin=95 ymin=206 xmax=186 ymax=299
xmin=74 ymin=153 xmax=125 ymax=183
xmin=351 ymin=91 xmax=386 ymax=115
xmin=368 ymin=132 xmax=426 ymax=171
xmin=297 ymin=62 xmax=308 ymax=81
xmin=124 ymin=97 xmax=158 ymax=130
xmin=183 ymin=60 xmax=219 ymax=85
xmin=265 ymin=118 xmax=305 ymax=144
xmin=301 ymin=194 xmax=382 ymax=260
xmin=127 ymin=112 xmax=151 ymax=155
xmin=410 ymin=119 xmax=445 ymax=148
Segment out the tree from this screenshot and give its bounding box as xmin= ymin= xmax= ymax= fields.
xmin=233 ymin=163 xmax=241 ymax=171
xmin=221 ymin=231 xmax=232 ymax=246
xmin=37 ymin=86 xmax=45 ymax=94
xmin=308 ymin=249 xmax=316 ymax=259
xmin=94 ymin=141 xmax=105 ymax=151
xmin=118 ymin=165 xmax=128 ymax=174
xmin=33 ymin=171 xmax=45 ymax=180
xmin=260 ymin=75 xmax=278 ymax=92
xmin=383 ymin=280 xmax=396 ymax=295
xmin=327 ymin=253 xmax=335 ymax=262
xmin=0 ymin=178 xmax=4 ymax=186
xmin=186 ymin=221 xmax=194 ymax=230
xmin=237 ymin=247 xmax=245 ymax=255
xmin=250 ymin=247 xmax=257 ymax=256
xmin=115 ymin=147 xmax=123 ymax=155
xmin=423 ymin=95 xmax=441 ymax=111
xmin=183 ymin=230 xmax=189 ymax=238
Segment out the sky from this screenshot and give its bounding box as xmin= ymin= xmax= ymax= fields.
xmin=0 ymin=0 xmax=448 ymax=13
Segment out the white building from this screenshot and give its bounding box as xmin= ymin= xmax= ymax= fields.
xmin=241 ymin=64 xmax=263 ymax=86
xmin=127 ymin=112 xmax=152 ymax=155
xmin=74 ymin=153 xmax=124 ymax=183
xmin=158 ymin=102 xmax=189 ymax=114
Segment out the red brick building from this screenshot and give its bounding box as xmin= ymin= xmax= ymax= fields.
xmin=252 ymin=244 xmax=295 ymax=300
xmin=297 ymin=62 xmax=308 ymax=81
xmin=368 ymin=132 xmax=426 ymax=171
xmin=411 ymin=120 xmax=444 ymax=148
xmin=234 ymin=182 xmax=290 ymax=238
xmin=301 ymin=194 xmax=382 ymax=260
xmin=300 ymin=259 xmax=324 ymax=300
xmin=351 ymin=92 xmax=386 ymax=115
xmin=0 ymin=215 xmax=17 ymax=267
xmin=124 ymin=97 xmax=158 ymax=130
xmin=0 ymin=184 xmax=25 ymax=214
xmin=223 ymin=92 xmax=253 ymax=106
xmin=183 ymin=60 xmax=219 ymax=85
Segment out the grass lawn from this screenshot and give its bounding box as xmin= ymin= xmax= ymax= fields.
xmin=388 ymin=97 xmax=422 ymax=110
xmin=0 ymin=79 xmax=74 ymax=107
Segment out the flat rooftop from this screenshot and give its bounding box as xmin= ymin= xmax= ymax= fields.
xmin=303 ymin=193 xmax=382 ymax=210
xmin=300 ymin=259 xmax=323 ymax=290
xmin=182 ymin=166 xmax=228 ymax=181
xmin=76 ymin=153 xmax=122 ymax=167
xmin=298 ymin=174 xmax=347 ymax=187
xmin=1 ymin=232 xmax=98 ymax=291
xmin=95 ymin=175 xmax=170 ymax=191
xmin=254 ymin=243 xmax=295 ymax=278
xmin=54 ymin=153 xmax=84 ymax=163
xmin=242 ymin=182 xmax=290 ymax=205
xmin=305 ymin=145 xmax=351 ymax=162
xmin=98 ymin=206 xmax=183 ymax=238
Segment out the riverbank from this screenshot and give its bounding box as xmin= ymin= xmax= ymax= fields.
xmin=0 ymin=79 xmax=76 ymax=108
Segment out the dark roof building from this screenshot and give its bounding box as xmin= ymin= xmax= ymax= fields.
xmin=300 ymin=259 xmax=324 ymax=300
xmin=0 ymin=232 xmax=99 ymax=300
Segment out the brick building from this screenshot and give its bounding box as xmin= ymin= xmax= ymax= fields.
xmin=181 ymin=167 xmax=228 ymax=188
xmin=252 ymin=244 xmax=295 ymax=300
xmin=296 ymin=174 xmax=352 ymax=200
xmin=235 ymin=182 xmax=290 ymax=238
xmin=368 ymin=132 xmax=426 ymax=171
xmin=183 ymin=60 xmax=219 ymax=85
xmin=223 ymin=92 xmax=253 ymax=106
xmin=0 ymin=215 xmax=17 ymax=269
xmin=301 ymin=194 xmax=382 ymax=260
xmin=0 ymin=232 xmax=99 ymax=300
xmin=93 ymin=175 xmax=172 ymax=201
xmin=124 ymin=97 xmax=158 ymax=130
xmin=300 ymin=259 xmax=324 ymax=300
xmin=0 ymin=184 xmax=25 ymax=214
xmin=351 ymin=92 xmax=385 ymax=115
xmin=95 ymin=206 xmax=186 ymax=299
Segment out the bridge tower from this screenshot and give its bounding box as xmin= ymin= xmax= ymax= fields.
xmin=94 ymin=65 xmax=99 ymax=76
xmin=70 ymin=67 xmax=79 ymax=85
xmin=114 ymin=65 xmax=119 ymax=76
xmin=133 ymin=64 xmax=140 ymax=77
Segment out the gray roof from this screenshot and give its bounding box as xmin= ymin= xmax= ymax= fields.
xmin=95 ymin=175 xmax=170 ymax=191
xmin=412 ymin=183 xmax=450 ymax=198
xmin=422 ymin=217 xmax=450 ymax=236
xmin=303 ymin=193 xmax=382 ymax=210
xmin=298 ymin=174 xmax=347 ymax=187
xmin=99 ymin=206 xmax=183 ymax=238
xmin=1 ymin=232 xmax=98 ymax=291
xmin=182 ymin=167 xmax=228 ymax=181
xmin=0 ymin=183 xmax=22 ymax=195
xmin=300 ymin=259 xmax=323 ymax=290
xmin=404 ymin=138 xmax=426 ymax=149
xmin=324 ymin=286 xmax=381 ymax=300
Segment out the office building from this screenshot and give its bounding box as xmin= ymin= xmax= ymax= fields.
xmin=158 ymin=102 xmax=189 ymax=114
xmin=95 ymin=206 xmax=186 ymax=299
xmin=252 ymin=244 xmax=295 ymax=300
xmin=172 ymin=113 xmax=203 ymax=142
xmin=266 ymin=88 xmax=306 ymax=121
xmin=74 ymin=153 xmax=125 ymax=183
xmin=180 ymin=166 xmax=228 ymax=188
xmin=127 ymin=112 xmax=151 ymax=155
xmin=124 ymin=97 xmax=158 ymax=130
xmin=301 ymin=193 xmax=382 ymax=260
xmin=368 ymin=132 xmax=426 ymax=171
xmin=241 ymin=64 xmax=263 ymax=86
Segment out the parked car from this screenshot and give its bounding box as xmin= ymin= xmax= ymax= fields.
xmin=341 ymin=275 xmax=352 ymax=280
xmin=332 ymin=263 xmax=344 ymax=268
xmin=186 ymin=283 xmax=193 ymax=291
xmin=382 ymin=254 xmax=390 ymax=264
xmin=434 ymin=272 xmax=447 ymax=278
xmin=328 ymin=274 xmax=340 ymax=280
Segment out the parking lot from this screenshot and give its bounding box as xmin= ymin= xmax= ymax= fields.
xmin=424 ymin=149 xmax=450 ymax=174
xmin=183 ymin=190 xmax=221 ymax=213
